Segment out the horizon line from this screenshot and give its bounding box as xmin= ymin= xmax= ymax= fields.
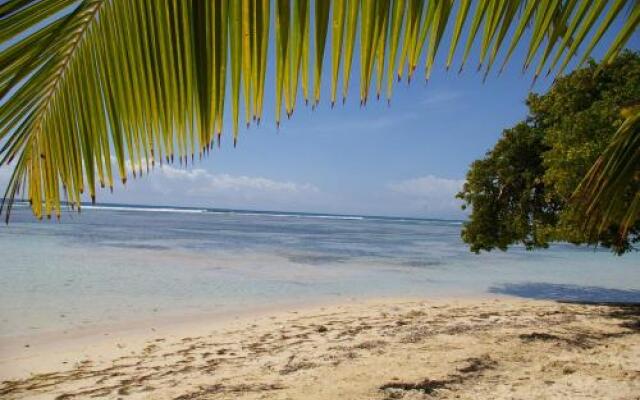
xmin=7 ymin=199 xmax=465 ymax=223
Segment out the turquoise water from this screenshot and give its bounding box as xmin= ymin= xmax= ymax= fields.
xmin=1 ymin=203 xmax=639 ymax=337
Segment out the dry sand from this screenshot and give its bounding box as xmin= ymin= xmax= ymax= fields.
xmin=1 ymin=298 xmax=639 ymax=399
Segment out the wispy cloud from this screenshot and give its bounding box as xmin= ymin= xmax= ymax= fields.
xmin=300 ymin=90 xmax=463 ymax=136
xmin=304 ymin=110 xmax=421 ymax=135
xmin=420 ymin=91 xmax=463 ymax=108
xmin=110 ymin=165 xmax=467 ymax=218
xmin=387 ymin=175 xmax=466 ymax=218
xmin=1 ymin=161 xmax=467 ymax=219
xmin=161 ymin=166 xmax=319 ymax=196
xmin=107 ymin=164 xmax=322 ymax=211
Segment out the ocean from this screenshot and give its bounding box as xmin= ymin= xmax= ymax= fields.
xmin=1 ymin=203 xmax=639 ymax=338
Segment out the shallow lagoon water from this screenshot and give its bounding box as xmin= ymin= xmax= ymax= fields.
xmin=1 ymin=204 xmax=639 ymax=337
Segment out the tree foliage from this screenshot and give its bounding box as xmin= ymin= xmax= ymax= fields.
xmin=457 ymin=51 xmax=640 ymax=255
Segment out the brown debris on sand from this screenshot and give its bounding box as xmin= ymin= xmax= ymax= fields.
xmin=380 ymin=355 xmax=496 ymax=398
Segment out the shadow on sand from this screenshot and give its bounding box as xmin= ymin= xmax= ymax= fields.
xmin=488 ymin=282 xmax=640 ymax=304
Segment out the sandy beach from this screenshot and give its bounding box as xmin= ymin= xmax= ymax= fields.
xmin=1 ymin=297 xmax=639 ymax=399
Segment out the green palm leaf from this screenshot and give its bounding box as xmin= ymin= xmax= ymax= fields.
xmin=1 ymin=0 xmax=638 ymax=224
xmin=572 ymin=106 xmax=640 ymax=238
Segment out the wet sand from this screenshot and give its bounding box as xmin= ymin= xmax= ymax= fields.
xmin=1 ymin=298 xmax=639 ymax=399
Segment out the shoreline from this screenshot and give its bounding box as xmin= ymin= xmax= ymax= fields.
xmin=2 ymin=296 xmax=639 ymax=399
xmin=1 ymin=295 xmax=494 ymax=380
xmin=0 ymin=293 xmax=503 ymax=363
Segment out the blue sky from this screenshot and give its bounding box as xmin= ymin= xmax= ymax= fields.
xmin=1 ymin=4 xmax=638 ymax=219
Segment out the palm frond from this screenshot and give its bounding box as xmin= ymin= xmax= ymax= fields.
xmin=572 ymin=106 xmax=640 ymax=238
xmin=1 ymin=0 xmax=638 ymax=221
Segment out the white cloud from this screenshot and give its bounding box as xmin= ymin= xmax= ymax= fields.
xmin=389 ymin=175 xmax=464 ymax=197
xmin=1 ymin=159 xmax=466 ymax=219
xmin=105 ymin=164 xmax=322 ymax=212
xmin=175 ymin=170 xmax=318 ymax=195
xmin=387 ymin=175 xmax=466 ymax=218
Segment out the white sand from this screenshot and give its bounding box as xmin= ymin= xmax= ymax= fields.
xmin=1 ymin=297 xmax=639 ymax=399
